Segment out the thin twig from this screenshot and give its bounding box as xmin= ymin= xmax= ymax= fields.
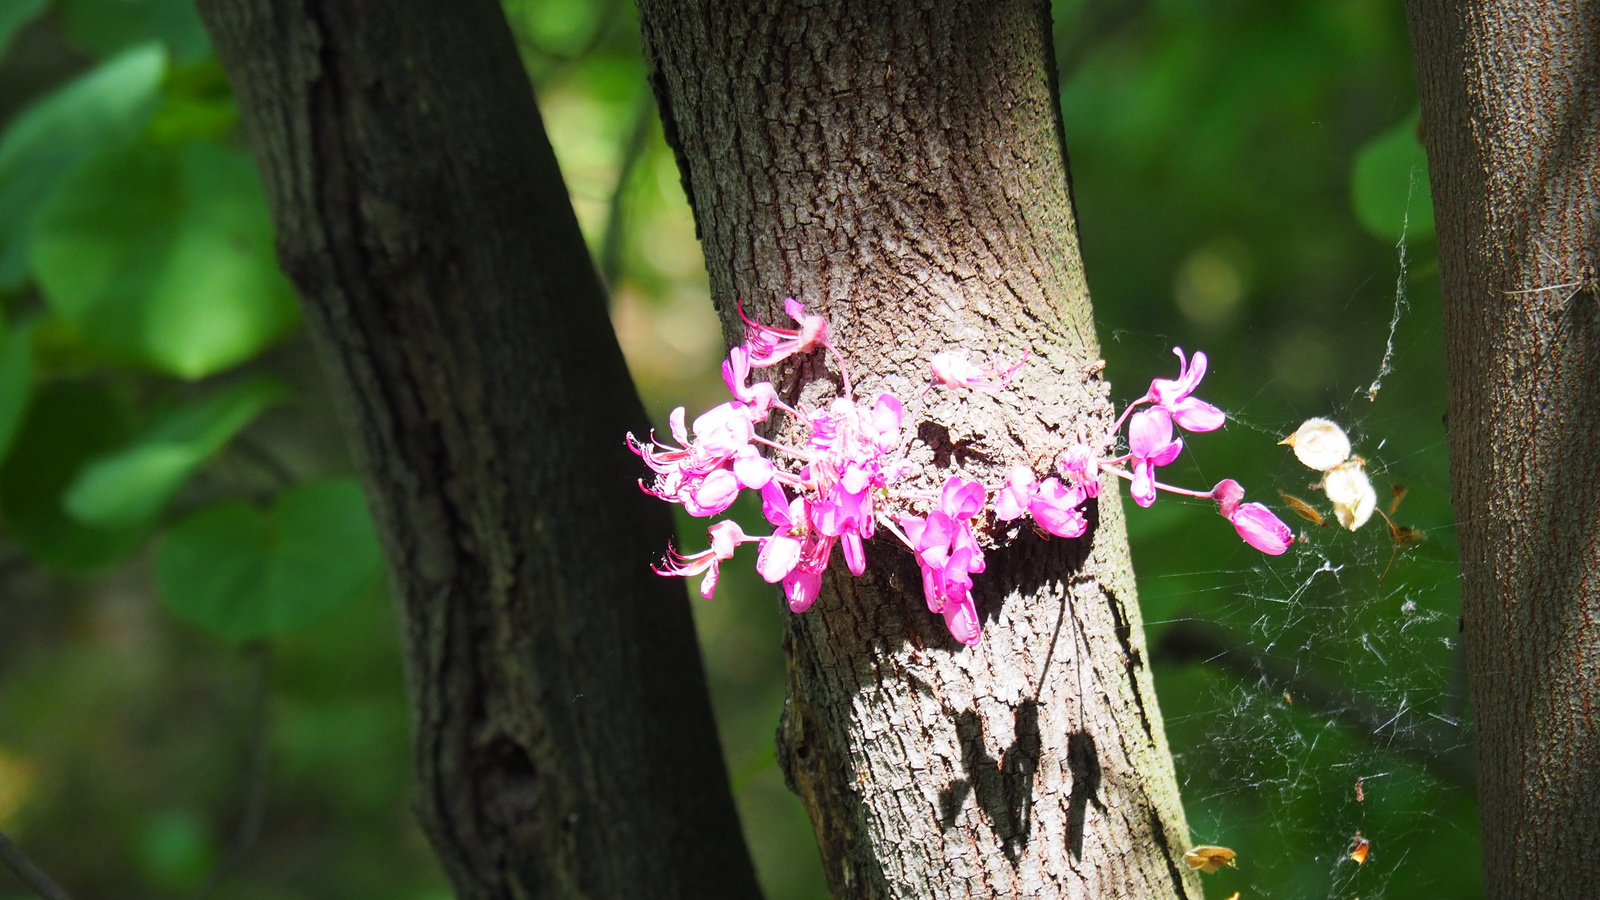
xmin=188 ymin=643 xmax=273 ymax=900
xmin=229 ymin=433 xmax=299 ymax=490
xmin=0 ymin=828 xmax=74 ymax=900
xmin=600 ymin=95 xmax=659 ymax=294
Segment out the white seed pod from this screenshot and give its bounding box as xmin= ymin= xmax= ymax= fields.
xmin=1322 ymin=458 xmax=1376 ymax=530
xmin=1281 ymin=417 xmax=1352 ymax=471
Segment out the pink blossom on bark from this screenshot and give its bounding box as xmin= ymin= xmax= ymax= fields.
xmin=636 ymin=316 xmax=1286 ymax=645
xmin=755 ymin=481 xmax=836 ymax=612
xmin=1028 ymin=477 xmax=1088 ymax=538
xmin=927 ymin=349 xmax=1027 ymax=393
xmin=628 ymin=401 xmax=766 ymax=517
xmin=993 ymin=467 xmax=1088 ymax=538
xmin=688 ymin=402 xmax=755 ymax=458
xmin=738 ymin=298 xmax=832 ymax=367
xmin=896 ymin=475 xmax=988 ymax=646
xmin=941 ymin=590 xmax=982 ymax=647
xmin=1058 ymin=443 xmax=1101 ymax=498
xmin=864 ymin=393 xmax=903 ymax=453
xmin=730 ymin=445 xmax=775 ymax=491
xmin=994 ymin=467 xmax=1036 ymax=521
xmin=682 ymin=467 xmax=740 ymax=517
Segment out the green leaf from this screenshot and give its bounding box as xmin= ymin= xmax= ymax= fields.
xmin=30 ymin=139 xmax=301 ymax=378
xmin=0 ymin=0 xmax=49 ymax=60
xmin=58 ymin=0 xmax=209 ymax=62
xmin=1351 ymin=111 xmax=1435 ymax=243
xmin=0 ymin=382 xmax=147 ymax=570
xmin=0 ymin=317 xmax=36 ymax=465
xmin=157 ymin=478 xmax=383 ymax=641
xmin=64 ymin=375 xmax=287 ymax=527
xmin=0 ymin=44 xmax=166 ymax=289
xmin=147 ymin=59 xmax=239 ymax=145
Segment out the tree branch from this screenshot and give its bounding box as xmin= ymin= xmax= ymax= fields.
xmin=599 ymin=95 xmax=656 ymax=294
xmin=0 ymin=829 xmax=73 ymax=900
xmin=189 ymin=643 xmax=272 ymax=900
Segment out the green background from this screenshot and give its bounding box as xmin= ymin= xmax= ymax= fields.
xmin=0 ymin=1 xmax=1471 ymax=898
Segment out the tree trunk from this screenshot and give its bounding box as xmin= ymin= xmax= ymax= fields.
xmin=638 ymin=2 xmax=1199 ymax=896
xmin=196 ymin=1 xmax=761 ymax=897
xmin=1405 ymin=3 xmax=1600 ymax=897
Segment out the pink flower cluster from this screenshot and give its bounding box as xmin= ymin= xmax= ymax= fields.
xmin=628 ymin=301 xmax=1294 ymax=647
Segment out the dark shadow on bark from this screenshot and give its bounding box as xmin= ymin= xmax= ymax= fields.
xmin=974 ymin=496 xmax=1100 ymax=634
xmin=1146 ymin=803 xmax=1195 ymax=900
xmin=1064 ymin=731 xmax=1103 ymax=861
xmin=916 ymin=420 xmax=999 ymax=470
xmin=938 ymin=701 xmax=1041 ymax=865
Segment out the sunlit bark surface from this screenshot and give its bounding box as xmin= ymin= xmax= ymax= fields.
xmin=640 ymin=2 xmax=1200 ymax=896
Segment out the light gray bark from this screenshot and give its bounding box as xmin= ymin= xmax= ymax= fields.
xmin=638 ymin=1 xmax=1199 ymax=896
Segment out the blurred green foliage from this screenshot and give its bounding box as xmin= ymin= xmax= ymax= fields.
xmin=156 ymin=478 xmax=381 ymax=642
xmin=0 ymin=2 xmax=410 ymax=897
xmin=0 ymin=1 xmax=1474 ymax=899
xmin=67 ymin=375 xmax=285 ymax=528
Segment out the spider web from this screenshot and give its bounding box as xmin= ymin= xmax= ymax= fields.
xmin=1118 ymin=223 xmax=1478 ymax=899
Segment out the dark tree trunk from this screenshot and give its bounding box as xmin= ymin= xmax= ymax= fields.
xmin=638 ymin=1 xmax=1198 ymax=896
xmin=196 ymin=1 xmax=761 ymax=897
xmin=1405 ymin=2 xmax=1600 ymax=897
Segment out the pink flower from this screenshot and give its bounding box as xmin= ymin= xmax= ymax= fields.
xmin=628 ymin=405 xmax=749 ymax=477
xmin=722 ymin=345 xmax=779 ymax=421
xmin=730 ymin=445 xmax=775 ymax=491
xmin=927 ymin=349 xmax=1027 ymax=393
xmin=1212 ymin=479 xmax=1294 ymax=555
xmin=941 ymin=593 xmax=982 ymax=647
xmin=687 ymin=402 xmax=755 ymax=458
xmin=1058 ymin=443 xmax=1101 ymax=498
xmin=812 ymin=465 xmax=872 ymax=539
xmin=739 ymin=298 xmax=832 ymax=367
xmin=1143 ymin=347 xmax=1225 ymax=432
xmin=1028 ymin=477 xmax=1088 ymax=538
xmin=682 ymin=467 xmax=740 ymax=516
xmin=864 ymin=393 xmax=903 ymax=453
xmin=1128 ymin=408 xmax=1184 ymax=507
xmin=993 ymin=467 xmax=1036 ymax=521
xmin=896 ymin=475 xmax=988 ymax=646
xmin=755 ymin=482 xmax=836 ymax=611
xmin=937 ymin=474 xmax=988 ymax=522
xmin=628 ymin=401 xmax=773 ymax=517
xmin=653 ymin=520 xmax=753 ymax=598
xmin=993 ymin=466 xmax=1088 ymax=538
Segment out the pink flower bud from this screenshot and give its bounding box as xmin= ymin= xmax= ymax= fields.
xmin=1230 ymin=502 xmax=1294 ymax=555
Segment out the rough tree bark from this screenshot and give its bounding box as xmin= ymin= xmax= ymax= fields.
xmin=197 ymin=1 xmax=761 ymax=897
xmin=638 ymin=2 xmax=1199 ymax=897
xmin=1405 ymin=2 xmax=1600 ymax=897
